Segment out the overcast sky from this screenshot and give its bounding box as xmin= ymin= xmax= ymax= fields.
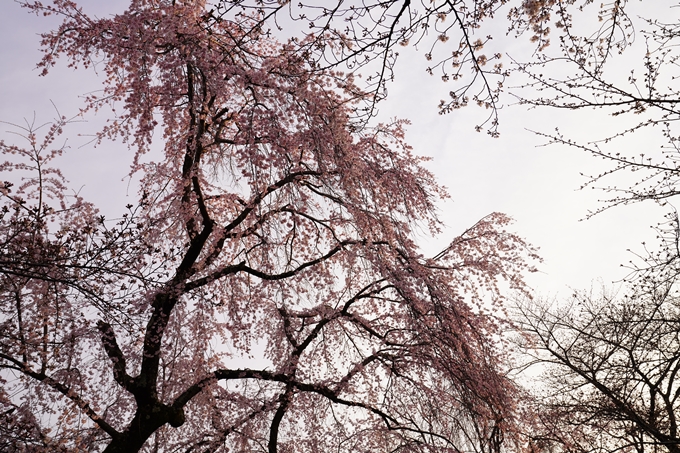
xmin=0 ymin=1 xmax=668 ymax=298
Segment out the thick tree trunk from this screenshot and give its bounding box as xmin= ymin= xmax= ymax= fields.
xmin=103 ymin=401 xmax=185 ymax=453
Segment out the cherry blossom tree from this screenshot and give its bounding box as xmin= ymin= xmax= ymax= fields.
xmin=0 ymin=1 xmax=538 ymax=452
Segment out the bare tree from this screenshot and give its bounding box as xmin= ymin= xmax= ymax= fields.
xmin=512 ymin=1 xmax=680 ymax=214
xmin=515 ymin=281 xmax=680 ymax=453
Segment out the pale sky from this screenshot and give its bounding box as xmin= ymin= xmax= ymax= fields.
xmin=0 ymin=0 xmax=668 ymax=298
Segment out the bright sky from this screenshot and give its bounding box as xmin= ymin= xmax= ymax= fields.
xmin=0 ymin=1 xmax=668 ymax=298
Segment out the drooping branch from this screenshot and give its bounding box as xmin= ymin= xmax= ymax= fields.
xmin=0 ymin=351 xmax=120 ymax=439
